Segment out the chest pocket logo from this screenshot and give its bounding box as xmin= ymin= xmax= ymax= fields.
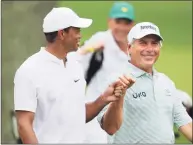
xmin=132 ymin=92 xmax=146 ymax=99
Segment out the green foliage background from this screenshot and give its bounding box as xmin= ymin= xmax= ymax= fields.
xmin=1 ymin=1 xmax=192 ymax=143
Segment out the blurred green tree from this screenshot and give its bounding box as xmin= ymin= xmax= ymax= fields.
xmin=2 ymin=1 xmax=56 ymax=143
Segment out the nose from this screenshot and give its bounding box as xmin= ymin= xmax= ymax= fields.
xmin=146 ymin=43 xmax=154 ymax=51
xmin=119 ymin=26 xmax=128 ymax=32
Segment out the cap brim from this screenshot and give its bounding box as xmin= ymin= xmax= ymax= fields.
xmin=135 ymin=31 xmax=163 ymax=41
xmin=71 ymin=18 xmax=93 ymax=28
xmin=110 ymin=14 xmax=134 ymax=21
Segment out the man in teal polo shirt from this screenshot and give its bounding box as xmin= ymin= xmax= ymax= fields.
xmin=97 ymin=22 xmax=192 ymax=143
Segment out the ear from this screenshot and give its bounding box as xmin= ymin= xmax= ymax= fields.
xmin=127 ymin=44 xmax=132 ymax=55
xmin=129 ymin=21 xmax=135 ymax=31
xmin=58 ymin=30 xmax=65 ymax=40
xmin=107 ymin=18 xmax=113 ymax=28
xmin=130 ymin=21 xmax=135 ymax=27
xmin=128 ymin=43 xmax=131 ymax=50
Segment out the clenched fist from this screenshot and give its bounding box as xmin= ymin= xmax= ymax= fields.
xmin=114 ymin=74 xmax=135 ymax=97
xmin=100 ymin=74 xmax=135 ymax=104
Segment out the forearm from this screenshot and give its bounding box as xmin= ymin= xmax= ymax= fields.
xmin=179 ymin=122 xmax=192 ymax=143
xmin=187 ymin=123 xmax=193 ymax=142
xmin=18 ymin=123 xmax=38 ymax=144
xmin=102 ymin=98 xmax=124 ymax=135
xmin=86 ymin=95 xmax=107 ymax=123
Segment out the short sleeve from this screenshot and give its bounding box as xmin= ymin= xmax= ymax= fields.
xmin=14 ymin=68 xmax=37 ymax=113
xmin=176 ymin=89 xmax=192 ymax=108
xmin=173 ymin=89 xmax=192 ymax=129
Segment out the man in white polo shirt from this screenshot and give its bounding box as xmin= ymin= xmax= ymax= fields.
xmin=97 ymin=22 xmax=192 ymax=143
xmin=14 ymin=7 xmax=134 ymax=144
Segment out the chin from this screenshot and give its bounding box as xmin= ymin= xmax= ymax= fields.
xmin=71 ymin=46 xmax=79 ymax=52
xmin=74 ymin=47 xmax=79 ymax=51
xmin=142 ymin=57 xmax=156 ymax=63
xmin=143 ymin=61 xmax=155 ymax=69
xmin=116 ymin=37 xmax=126 ymax=42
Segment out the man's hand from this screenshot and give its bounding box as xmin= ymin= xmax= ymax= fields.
xmin=100 ymin=74 xmax=135 ymax=104
xmin=85 ymin=74 xmax=135 ymax=123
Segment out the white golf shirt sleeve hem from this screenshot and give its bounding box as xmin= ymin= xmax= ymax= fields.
xmin=14 ymin=107 xmax=36 ymax=113
xmin=175 ymin=119 xmax=192 ymax=129
xmin=14 ymin=67 xmax=37 ymax=113
xmin=173 ymin=98 xmax=192 ymax=129
xmin=173 ymin=89 xmax=192 ymax=129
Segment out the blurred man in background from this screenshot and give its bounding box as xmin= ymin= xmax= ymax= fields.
xmin=76 ymin=1 xmax=135 ymax=143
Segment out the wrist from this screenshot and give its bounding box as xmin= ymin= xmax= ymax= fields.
xmin=97 ymin=94 xmax=109 ymax=107
xmin=112 ymin=97 xmax=124 ymax=107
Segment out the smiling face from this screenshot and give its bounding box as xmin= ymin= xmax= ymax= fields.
xmin=128 ymin=34 xmax=162 ymax=72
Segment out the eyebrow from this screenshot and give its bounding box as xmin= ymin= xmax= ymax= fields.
xmin=139 ymin=39 xmax=160 ymax=42
xmin=138 ymin=39 xmax=146 ymax=42
xmin=152 ymin=39 xmax=160 ymax=42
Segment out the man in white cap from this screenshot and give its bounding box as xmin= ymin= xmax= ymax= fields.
xmin=13 ymin=7 xmax=134 ymax=144
xmin=97 ymin=22 xmax=192 ymax=143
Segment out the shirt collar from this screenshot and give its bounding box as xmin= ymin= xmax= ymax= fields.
xmin=127 ymin=62 xmax=158 ymax=78
xmin=40 ymin=47 xmax=64 ymax=65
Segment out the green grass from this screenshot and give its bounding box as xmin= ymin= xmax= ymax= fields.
xmin=156 ymin=47 xmax=192 ymax=96
xmin=2 ymin=1 xmax=191 ymax=144
xmin=156 ymin=47 xmax=192 ymax=144
xmin=57 ymin=1 xmax=192 ymax=46
xmin=57 ymin=1 xmax=192 ymax=144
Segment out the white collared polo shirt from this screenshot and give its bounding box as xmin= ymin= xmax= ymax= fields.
xmin=97 ymin=62 xmax=192 ymax=144
xmin=14 ymin=47 xmax=86 ymax=143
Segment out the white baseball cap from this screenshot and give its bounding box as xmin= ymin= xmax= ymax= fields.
xmin=43 ymin=7 xmax=93 ymax=33
xmin=128 ymin=22 xmax=163 ymax=44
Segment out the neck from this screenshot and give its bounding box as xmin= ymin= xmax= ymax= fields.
xmin=45 ymin=43 xmax=68 ymax=60
xmin=143 ymin=67 xmax=153 ymax=74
